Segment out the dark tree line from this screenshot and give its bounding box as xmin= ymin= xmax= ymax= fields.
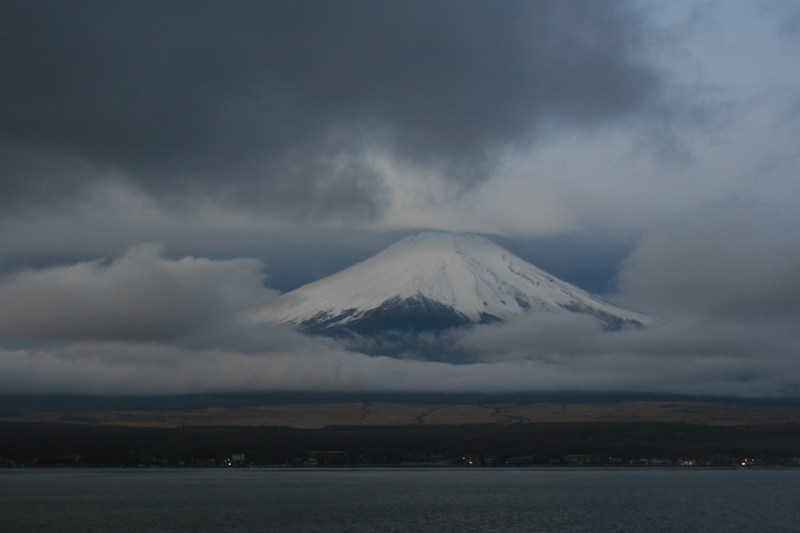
xmin=2 ymin=421 xmax=799 ymax=467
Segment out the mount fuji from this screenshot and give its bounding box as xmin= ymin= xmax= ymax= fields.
xmin=255 ymin=232 xmax=651 ymax=341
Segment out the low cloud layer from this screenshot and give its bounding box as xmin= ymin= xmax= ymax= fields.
xmin=0 ymin=199 xmax=797 ymax=398
xmin=0 ymin=318 xmax=796 ymax=397
xmin=0 ymin=244 xmax=275 ymax=341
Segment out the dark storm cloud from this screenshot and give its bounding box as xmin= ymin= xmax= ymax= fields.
xmin=0 ymin=0 xmax=659 ymax=217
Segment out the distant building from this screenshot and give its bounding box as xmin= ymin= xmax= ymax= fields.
xmin=308 ymin=451 xmax=349 ymax=465
xmin=505 ymin=455 xmax=538 ymax=465
xmin=562 ymin=455 xmax=600 ymax=465
xmin=225 ymin=453 xmax=245 ymax=466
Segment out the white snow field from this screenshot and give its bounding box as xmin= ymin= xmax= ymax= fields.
xmin=253 ymin=232 xmax=651 ymax=332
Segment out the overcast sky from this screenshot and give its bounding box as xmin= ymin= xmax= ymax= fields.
xmin=0 ymin=0 xmax=798 ymax=397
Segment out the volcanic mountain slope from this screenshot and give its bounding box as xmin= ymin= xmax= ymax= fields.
xmin=255 ymin=232 xmax=651 ymax=337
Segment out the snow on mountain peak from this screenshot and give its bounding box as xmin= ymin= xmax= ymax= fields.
xmin=253 ymin=232 xmax=650 ymax=331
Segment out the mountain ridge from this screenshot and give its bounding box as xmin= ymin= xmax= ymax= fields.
xmin=254 ymin=232 xmax=651 ymax=337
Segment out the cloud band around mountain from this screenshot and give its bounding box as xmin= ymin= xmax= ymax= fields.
xmin=0 ymin=201 xmax=797 ymax=398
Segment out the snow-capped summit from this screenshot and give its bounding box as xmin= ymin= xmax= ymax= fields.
xmin=254 ymin=232 xmax=651 ymax=334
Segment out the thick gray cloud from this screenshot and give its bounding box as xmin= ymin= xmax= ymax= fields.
xmin=0 ymin=2 xmax=797 ymax=398
xmin=0 ymin=212 xmax=798 ymax=398
xmin=447 ymin=199 xmax=800 ymax=397
xmin=0 ymin=314 xmax=796 ymax=397
xmin=451 ymin=313 xmax=799 ymax=397
xmin=0 ymin=0 xmax=658 ymax=217
xmin=616 ymin=200 xmax=800 ymax=319
xmin=0 ymin=244 xmax=275 ymax=341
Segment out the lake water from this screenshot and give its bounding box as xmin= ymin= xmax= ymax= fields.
xmin=1 ymin=468 xmax=798 ymax=532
